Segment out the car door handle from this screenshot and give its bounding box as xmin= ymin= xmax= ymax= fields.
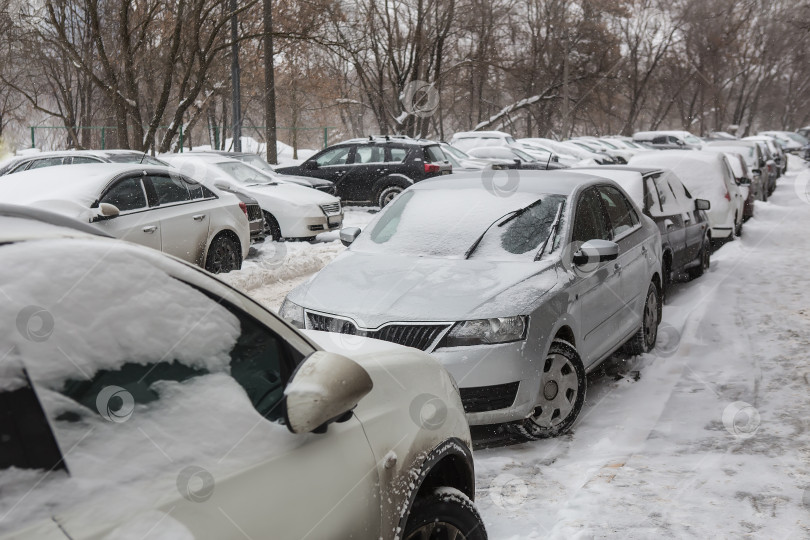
xmin=192 ymin=214 xmax=206 ymax=221
xmin=664 ymin=219 xmax=675 ymax=229
xmin=142 ymin=225 xmax=158 ymax=233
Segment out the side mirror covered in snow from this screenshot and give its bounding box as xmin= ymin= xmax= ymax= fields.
xmin=284 ymin=351 xmax=373 ymax=434
xmin=340 ymin=227 xmax=361 ymax=247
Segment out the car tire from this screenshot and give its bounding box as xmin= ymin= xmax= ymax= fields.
xmin=735 ymin=214 xmax=742 ymax=237
xmin=624 ymin=281 xmax=660 ymax=355
xmin=204 ymin=234 xmax=242 ymax=274
xmin=377 ymin=185 xmax=404 ymax=208
xmin=688 ymin=236 xmax=711 ymax=279
xmin=509 ymin=339 xmax=586 ymax=440
xmin=263 ymin=211 xmax=282 ymax=241
xmin=403 ymin=487 xmax=487 ymax=540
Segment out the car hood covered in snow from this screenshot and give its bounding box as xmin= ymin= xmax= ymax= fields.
xmin=286 ymin=250 xmax=559 ymax=328
xmin=241 ymin=181 xmax=337 ymax=206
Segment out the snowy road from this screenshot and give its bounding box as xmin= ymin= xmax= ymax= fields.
xmin=227 ymin=162 xmax=810 ymax=538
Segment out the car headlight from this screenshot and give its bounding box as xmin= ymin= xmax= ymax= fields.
xmin=279 ymin=298 xmax=305 ymax=329
xmin=440 ymin=316 xmax=527 ymax=347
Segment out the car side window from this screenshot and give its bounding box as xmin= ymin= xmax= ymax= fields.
xmin=149 ymin=174 xmax=191 ymax=205
xmin=644 ymin=176 xmax=663 ymax=215
xmin=388 ymin=147 xmax=408 ymax=162
xmin=652 ymin=136 xmax=667 ymax=145
xmin=654 ymin=176 xmax=681 ymax=216
xmin=71 ymin=156 xmax=103 ymax=165
xmin=353 ymin=145 xmax=385 ymax=164
xmin=315 ymin=146 xmax=351 ymax=166
xmin=599 ymin=186 xmax=638 ymax=236
xmin=572 ymin=188 xmax=610 ymax=243
xmin=100 ymin=177 xmax=148 ymax=212
xmin=26 ymin=157 xmax=66 ymax=169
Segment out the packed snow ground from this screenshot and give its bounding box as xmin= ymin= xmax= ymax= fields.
xmin=226 ymin=158 xmax=810 ymax=538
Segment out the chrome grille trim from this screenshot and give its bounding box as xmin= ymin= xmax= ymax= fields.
xmin=304 ymin=311 xmax=451 ymax=352
xmin=246 ymin=203 xmax=263 ymax=222
xmin=320 ymin=202 xmax=342 ymax=216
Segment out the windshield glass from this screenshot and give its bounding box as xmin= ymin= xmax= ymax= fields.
xmin=684 ymin=134 xmax=702 ymax=144
xmin=351 ymin=188 xmax=566 ymax=261
xmin=442 ymin=144 xmax=470 ymax=159
xmin=511 ymin=148 xmax=536 ymax=162
xmin=215 ymin=162 xmax=277 ymax=185
xmin=238 ymin=155 xmax=275 ymax=172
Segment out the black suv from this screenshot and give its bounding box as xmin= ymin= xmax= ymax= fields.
xmin=276 ymin=137 xmax=452 ymax=207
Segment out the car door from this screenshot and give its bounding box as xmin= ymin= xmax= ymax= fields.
xmin=143 ymin=174 xmax=214 ymax=265
xmin=568 ymin=187 xmax=623 ymax=366
xmin=304 ymin=145 xmax=355 ymax=197
xmin=597 ymin=185 xmax=647 ymax=339
xmin=339 ymin=144 xmax=387 ymax=201
xmin=651 ymin=174 xmax=688 ymax=272
xmin=7 ymin=250 xmax=380 ymax=540
xmin=95 ymin=174 xmax=162 ymax=251
xmin=668 ymin=177 xmax=705 ymax=263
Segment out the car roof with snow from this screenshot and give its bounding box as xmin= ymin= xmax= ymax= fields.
xmin=0 ymin=163 xmax=173 ymax=207
xmin=415 ymin=170 xmax=617 ymax=196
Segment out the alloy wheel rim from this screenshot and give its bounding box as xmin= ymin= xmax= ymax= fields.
xmin=382 ymin=189 xmax=401 ymax=206
xmin=529 ymin=353 xmax=579 ymax=428
xmin=405 ymin=521 xmax=466 ymax=540
xmin=643 ymin=289 xmax=658 ymax=348
xmin=212 ymin=243 xmax=236 ymax=273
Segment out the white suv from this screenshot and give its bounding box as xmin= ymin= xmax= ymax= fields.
xmin=0 ymin=206 xmax=485 ymax=540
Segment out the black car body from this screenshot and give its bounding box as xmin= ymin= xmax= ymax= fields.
xmin=189 ymin=151 xmax=337 ymax=195
xmin=579 ymin=165 xmax=712 ymax=297
xmin=276 ymin=137 xmax=452 ymax=207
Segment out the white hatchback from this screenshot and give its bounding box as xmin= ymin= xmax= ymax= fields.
xmin=0 ymin=207 xmax=485 ymax=540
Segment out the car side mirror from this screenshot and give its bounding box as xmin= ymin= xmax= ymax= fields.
xmin=739 ymin=177 xmax=751 ymax=186
xmin=303 ymin=160 xmax=319 ymax=170
xmin=339 ymin=226 xmax=361 ymax=247
xmin=751 ymin=168 xmax=761 ymax=175
xmin=284 ymin=351 xmax=373 ymax=434
xmin=695 ymin=198 xmax=711 ymax=211
xmin=94 ymin=203 xmax=119 ymax=221
xmin=214 ymin=181 xmax=231 ymax=191
xmin=572 ymin=239 xmax=619 ymax=265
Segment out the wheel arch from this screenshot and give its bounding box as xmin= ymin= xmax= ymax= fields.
xmin=395 ymin=437 xmax=475 ymax=537
xmin=204 ymin=227 xmax=243 ymax=265
xmin=372 ymin=173 xmax=414 ymax=197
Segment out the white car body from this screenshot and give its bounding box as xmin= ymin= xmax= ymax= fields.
xmin=633 ymin=130 xmax=704 ymax=150
xmin=630 ymin=150 xmax=743 ymax=240
xmin=0 ymin=163 xmax=250 ymax=267
xmin=0 ymin=211 xmax=479 ymax=540
xmin=164 ymin=154 xmax=343 ymax=239
xmin=758 ymin=131 xmax=803 ymax=151
xmin=571 ymin=137 xmax=634 ymax=163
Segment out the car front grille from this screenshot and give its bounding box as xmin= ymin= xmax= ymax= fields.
xmin=306 ymin=312 xmax=449 ymax=351
xmin=246 ymin=203 xmax=263 ymax=222
xmin=459 ymin=382 xmax=520 ymax=413
xmin=320 ymin=202 xmax=342 ymax=216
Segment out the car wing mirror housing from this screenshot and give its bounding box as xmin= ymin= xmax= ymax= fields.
xmin=93 ymin=202 xmax=120 ymax=221
xmin=695 ymin=198 xmax=711 ymax=211
xmin=572 ymin=239 xmax=619 ymax=265
xmin=284 ymin=351 xmax=373 ymax=434
xmin=304 ymin=160 xmax=319 ymax=170
xmin=340 ymin=226 xmax=361 ymax=247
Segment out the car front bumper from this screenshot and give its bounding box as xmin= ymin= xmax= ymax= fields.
xmin=284 ymin=212 xmax=344 ymax=238
xmin=431 ymin=341 xmax=540 ymax=425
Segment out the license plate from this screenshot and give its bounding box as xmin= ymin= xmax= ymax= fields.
xmin=328 ymin=217 xmax=341 ymax=227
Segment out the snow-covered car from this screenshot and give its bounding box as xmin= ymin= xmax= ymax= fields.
xmin=449 ymin=130 xmax=518 ymax=152
xmin=465 ymin=146 xmax=565 ymax=169
xmin=566 ymin=166 xmax=712 ymax=297
xmin=721 ymin=152 xmax=756 ymax=221
xmin=633 ymin=130 xmax=703 ymax=150
xmin=0 ymin=205 xmax=486 ymax=540
xmin=163 ymin=154 xmax=343 ymax=241
xmin=439 ymin=143 xmax=489 ymax=170
xmin=704 ymin=140 xmax=768 ymax=202
xmin=630 ymin=150 xmax=744 ymax=242
xmin=570 ymin=137 xmax=633 ymax=163
xmin=517 ymin=140 xmax=580 ymax=167
xmin=744 ymin=135 xmax=787 ymax=176
xmin=186 ymin=150 xmax=338 ymax=194
xmin=519 ymin=138 xmax=606 ymax=165
xmin=281 ymin=172 xmax=663 ymax=439
xmin=757 ymin=131 xmax=804 ymax=153
xmin=0 ymin=149 xmax=167 ymax=176
xmin=0 ymin=164 xmax=250 ymax=273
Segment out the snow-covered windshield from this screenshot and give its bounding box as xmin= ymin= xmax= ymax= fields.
xmin=351 ymin=188 xmax=566 ymax=261
xmin=215 ymin=161 xmax=278 ymax=185
xmin=684 ymin=134 xmax=702 ymax=145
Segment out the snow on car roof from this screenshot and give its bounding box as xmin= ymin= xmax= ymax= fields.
xmin=629 ymin=150 xmax=727 ymax=199
xmin=413 ymin=170 xmax=610 ymax=196
xmin=564 ymin=168 xmax=645 ymax=206
xmin=0 ymin=163 xmax=168 ymax=214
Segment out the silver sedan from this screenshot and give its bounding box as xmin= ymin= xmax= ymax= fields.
xmin=281 ymin=171 xmax=663 ymax=439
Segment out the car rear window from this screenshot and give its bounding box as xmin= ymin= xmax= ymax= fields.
xmin=424 ymin=145 xmax=445 ymax=163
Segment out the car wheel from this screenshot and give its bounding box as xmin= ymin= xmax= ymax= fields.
xmin=377 ymin=185 xmax=404 ymax=208
xmin=688 ymin=236 xmax=711 ymax=279
xmin=403 ymin=487 xmax=486 ymax=540
xmin=205 ymin=234 xmax=242 ymax=274
xmin=263 ymin=211 xmax=282 ymax=241
xmin=510 ymin=339 xmax=586 ymax=440
xmin=735 ymin=214 xmax=742 ymax=237
xmin=624 ymin=282 xmax=660 ymax=355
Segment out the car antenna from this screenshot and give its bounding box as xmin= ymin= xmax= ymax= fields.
xmin=368 ymin=135 xmax=373 ymax=141
xmin=545 ymin=151 xmax=552 ymax=169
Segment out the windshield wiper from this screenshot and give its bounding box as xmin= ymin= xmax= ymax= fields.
xmin=534 ymin=202 xmax=564 ymax=261
xmin=464 ymin=199 xmax=543 ymax=260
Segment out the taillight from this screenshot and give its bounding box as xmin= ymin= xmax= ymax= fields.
xmin=238 ymin=202 xmax=248 ymax=217
xmin=724 ymin=190 xmax=730 ymax=201
xmin=424 ymin=163 xmax=440 ymax=174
